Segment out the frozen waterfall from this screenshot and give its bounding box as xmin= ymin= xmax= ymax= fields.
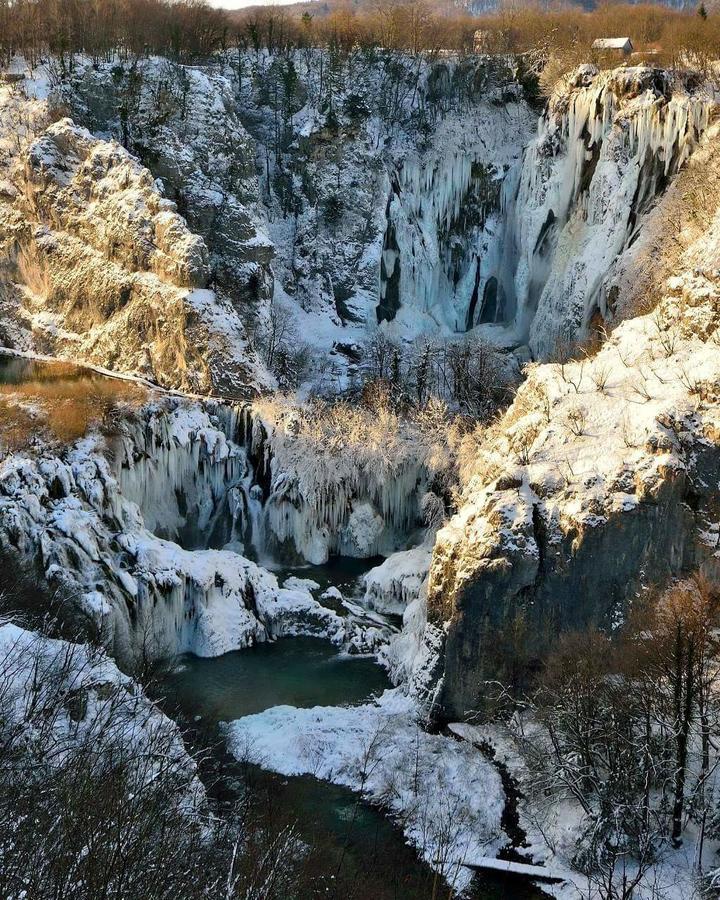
xmin=500 ymin=66 xmax=714 ymax=357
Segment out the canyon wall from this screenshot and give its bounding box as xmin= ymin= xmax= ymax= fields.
xmin=500 ymin=65 xmax=714 ymax=357
xmin=426 ymin=123 xmax=720 ymax=718
xmin=0 ymin=83 xmax=266 ymax=394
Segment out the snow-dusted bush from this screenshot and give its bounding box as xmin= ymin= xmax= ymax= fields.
xmin=253 ymin=389 xmax=467 ymax=562
xmin=0 ymin=620 xmax=315 ymax=900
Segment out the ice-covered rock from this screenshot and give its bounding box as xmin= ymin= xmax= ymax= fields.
xmin=500 ymin=66 xmax=716 ymax=357
xmin=0 ymin=398 xmax=346 ymax=665
xmin=363 ymin=544 xmax=432 ymax=615
xmin=380 ymin=99 xmax=535 ymax=337
xmin=249 ymin=398 xmax=438 ymax=565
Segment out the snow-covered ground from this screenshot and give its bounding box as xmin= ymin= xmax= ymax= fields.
xmin=225 ymin=688 xmax=505 ymax=893
xmin=0 ymin=620 xmax=203 ymax=801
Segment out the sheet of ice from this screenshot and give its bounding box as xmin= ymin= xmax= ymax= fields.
xmin=502 ymin=66 xmax=715 ymax=358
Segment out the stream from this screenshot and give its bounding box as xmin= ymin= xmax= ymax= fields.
xmin=159 ymin=618 xmax=547 ymax=900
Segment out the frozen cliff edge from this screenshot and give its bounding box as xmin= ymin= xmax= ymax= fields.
xmin=0 ymin=399 xmax=362 ymax=666
xmin=501 ymin=65 xmax=717 ymax=358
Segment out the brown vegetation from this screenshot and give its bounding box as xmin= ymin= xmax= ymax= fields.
xmin=2 ymin=0 xmax=720 ymax=86
xmin=0 ymin=361 xmax=146 ymax=451
xmin=0 ymin=0 xmax=230 ymax=68
xmin=231 ymin=0 xmax=720 ymax=77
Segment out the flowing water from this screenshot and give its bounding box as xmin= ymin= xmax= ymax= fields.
xmin=164 ymin=636 xmax=389 ymax=720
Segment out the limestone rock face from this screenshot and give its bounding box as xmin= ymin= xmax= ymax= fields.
xmin=0 ymin=86 xmax=264 ymax=395
xmin=23 ymin=118 xmax=209 ymax=288
xmin=53 ymin=60 xmax=275 ymax=307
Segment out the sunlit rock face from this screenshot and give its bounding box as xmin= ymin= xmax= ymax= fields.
xmin=0 ymin=80 xmax=268 ymax=396
xmin=52 ymin=59 xmax=275 ymax=309
xmin=23 ymin=118 xmax=210 ymax=289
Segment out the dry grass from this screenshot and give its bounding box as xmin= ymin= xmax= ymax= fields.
xmin=0 ymin=401 xmax=40 ymax=452
xmin=0 ymin=363 xmax=146 ymax=451
xmin=15 ymin=242 xmax=51 ymax=300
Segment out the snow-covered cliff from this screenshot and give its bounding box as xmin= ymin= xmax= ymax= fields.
xmin=425 ymin=121 xmax=720 ymax=718
xmin=229 ymin=50 xmax=536 ymax=384
xmin=52 ymin=59 xmax=275 ymax=311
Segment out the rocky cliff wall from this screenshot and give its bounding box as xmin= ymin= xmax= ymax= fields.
xmin=425 ymin=128 xmax=720 ymax=717
xmin=500 ymin=65 xmax=715 ymax=358
xmin=0 ymin=81 xmax=267 ymax=395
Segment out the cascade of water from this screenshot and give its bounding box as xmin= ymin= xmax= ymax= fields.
xmin=116 ymin=403 xmax=252 ymax=550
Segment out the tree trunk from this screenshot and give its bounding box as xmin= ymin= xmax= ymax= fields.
xmin=671 ymin=632 xmax=694 ymax=847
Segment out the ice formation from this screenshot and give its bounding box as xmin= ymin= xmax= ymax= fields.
xmin=380 ymin=106 xmax=533 ymax=338
xmin=363 ymin=544 xmax=432 ymax=615
xmin=116 ymin=403 xmax=251 ymax=550
xmin=249 ymin=402 xmax=436 ymax=565
xmin=0 ymin=399 xmax=382 ymax=664
xmin=499 ymin=66 xmax=715 ymax=357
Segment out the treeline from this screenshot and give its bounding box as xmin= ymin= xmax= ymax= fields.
xmin=1 ymin=0 xmax=719 ymax=72
xmin=0 ymin=0 xmax=230 ymax=68
xmin=233 ymin=0 xmax=720 ymax=65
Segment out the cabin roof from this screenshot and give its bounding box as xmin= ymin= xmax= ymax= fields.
xmin=592 ymin=37 xmax=633 ymax=50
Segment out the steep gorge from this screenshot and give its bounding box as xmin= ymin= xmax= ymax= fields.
xmin=2 ymin=56 xmax=720 ymax=725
